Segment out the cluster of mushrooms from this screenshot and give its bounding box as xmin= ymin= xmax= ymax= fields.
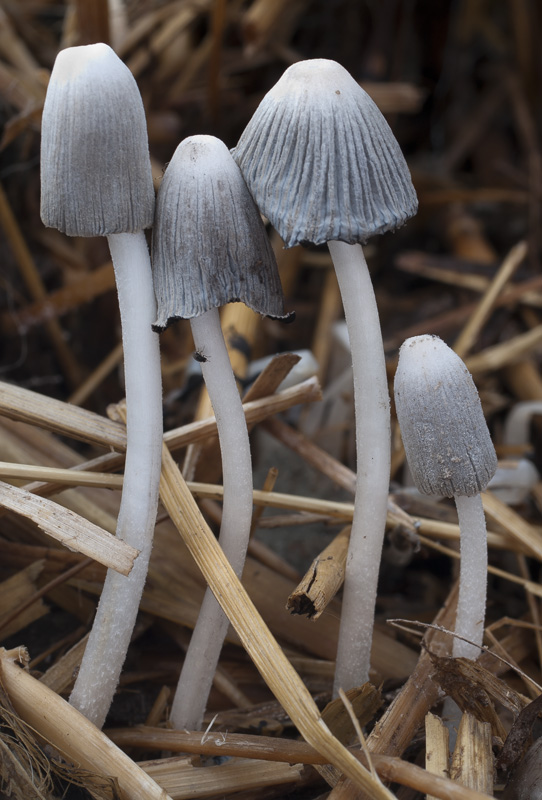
xmin=40 ymin=43 xmax=497 ymax=731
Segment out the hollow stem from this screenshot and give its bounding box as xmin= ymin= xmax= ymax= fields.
xmin=453 ymin=493 xmax=487 ymax=659
xmin=69 ymin=231 xmax=163 ymax=728
xmin=170 ymin=306 xmax=253 ymax=730
xmin=328 ymin=240 xmax=391 ymax=695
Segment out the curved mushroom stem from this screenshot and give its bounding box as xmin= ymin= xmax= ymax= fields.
xmin=69 ymin=231 xmax=163 ymax=728
xmin=453 ymin=493 xmax=488 ymax=659
xmin=170 ymin=306 xmax=253 ymax=730
xmin=328 ymin=240 xmax=391 ymax=695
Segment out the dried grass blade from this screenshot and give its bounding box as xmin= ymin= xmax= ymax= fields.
xmin=453 ymin=240 xmax=527 ymax=359
xmin=0 ymin=481 xmax=137 ymax=574
xmin=159 ymin=443 xmax=396 ymax=799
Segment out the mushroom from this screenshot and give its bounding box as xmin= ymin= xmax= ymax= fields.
xmin=40 ymin=43 xmax=163 ymax=727
xmin=151 ymin=134 xmax=290 ymax=730
xmin=394 ymin=335 xmax=497 ymax=658
xmin=232 ymin=58 xmax=417 ymax=692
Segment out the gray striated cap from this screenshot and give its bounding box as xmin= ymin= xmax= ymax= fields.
xmin=40 ymin=43 xmax=155 ymax=237
xmin=232 ymin=58 xmax=418 ymax=249
xmin=394 ymin=335 xmax=497 ymax=498
xmin=152 ymin=135 xmax=290 ymax=329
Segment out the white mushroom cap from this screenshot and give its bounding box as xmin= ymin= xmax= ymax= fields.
xmin=232 ymin=58 xmax=418 ymax=248
xmin=394 ymin=335 xmax=497 ymax=498
xmin=151 ymin=135 xmax=289 ymax=329
xmin=40 ymin=43 xmax=155 ymax=237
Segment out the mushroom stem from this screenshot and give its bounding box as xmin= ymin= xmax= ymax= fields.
xmin=328 ymin=240 xmax=390 ymax=694
xmin=453 ymin=493 xmax=488 ymax=659
xmin=170 ymin=306 xmax=253 ymax=730
xmin=69 ymin=231 xmax=163 ymax=728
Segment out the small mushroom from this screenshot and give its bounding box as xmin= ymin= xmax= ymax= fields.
xmin=394 ymin=334 xmax=497 ymax=658
xmin=152 ymin=134 xmax=289 ymax=730
xmin=233 ymin=58 xmax=417 ymax=692
xmin=40 ymin=43 xmax=163 ymax=728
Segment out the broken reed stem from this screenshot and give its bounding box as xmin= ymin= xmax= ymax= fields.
xmin=0 ymin=480 xmax=137 ymax=574
xmin=287 ymin=525 xmax=351 ymax=618
xmin=0 ymin=648 xmax=173 ymax=800
xmin=450 ymin=713 xmax=493 ymax=795
xmin=425 ymin=712 xmax=450 ymax=800
xmin=158 ymin=442 xmax=396 ymax=800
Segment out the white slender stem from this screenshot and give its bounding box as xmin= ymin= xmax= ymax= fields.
xmin=329 ymin=240 xmax=391 ymax=695
xmin=69 ymin=231 xmax=163 ymax=728
xmin=453 ymin=493 xmax=487 ymax=659
xmin=170 ymin=307 xmax=253 ymax=730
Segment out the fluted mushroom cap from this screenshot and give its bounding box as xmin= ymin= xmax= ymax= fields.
xmin=152 ymin=135 xmax=289 ymax=329
xmin=41 ymin=43 xmax=155 ymax=237
xmin=232 ymin=58 xmax=418 ymax=249
xmin=394 ymin=335 xmax=497 ymax=498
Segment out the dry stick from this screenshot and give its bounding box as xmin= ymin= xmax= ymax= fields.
xmin=327 ymin=584 xmax=459 ymax=800
xmin=1 ymin=467 xmax=534 ymax=603
xmin=71 ymin=0 xmax=111 ymax=44
xmin=0 ymin=648 xmax=173 ymax=800
xmin=453 ymin=240 xmax=527 ymax=359
xmin=158 ymin=443 xmax=396 ymax=800
xmin=465 ymin=324 xmax=542 ymax=374
xmin=0 ymin=373 xmax=318 ymax=455
xmin=0 ymin=379 xmax=127 ymax=449
xmin=384 ymin=272 xmax=542 ymax=351
xmin=0 ymin=182 xmax=82 ymax=388
xmin=0 ymin=461 xmax=124 ymax=489
xmin=0 ymin=481 xmax=137 ymax=573
xmin=107 ymin=727 xmax=493 ymax=800
xmin=0 ymin=379 xmax=321 ymax=519
xmin=417 ymin=534 xmax=542 ymax=598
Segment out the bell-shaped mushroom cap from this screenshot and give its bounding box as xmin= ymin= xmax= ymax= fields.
xmin=232 ymin=58 xmax=418 ymax=249
xmin=394 ymin=335 xmax=497 ymax=498
xmin=151 ymin=135 xmax=289 ymax=329
xmin=41 ymin=43 xmax=155 ymax=237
